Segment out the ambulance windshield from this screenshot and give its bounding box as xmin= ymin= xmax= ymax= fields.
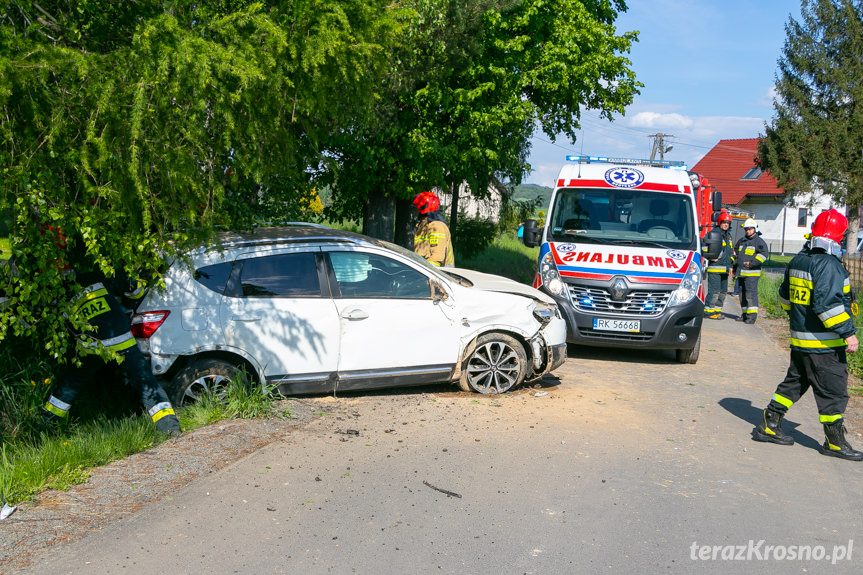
xmin=547 ymin=188 xmax=696 ymax=250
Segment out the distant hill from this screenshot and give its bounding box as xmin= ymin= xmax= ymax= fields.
xmin=512 ymin=184 xmax=552 ymax=208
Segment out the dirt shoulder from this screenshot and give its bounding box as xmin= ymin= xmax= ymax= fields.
xmin=0 ymin=397 xmax=355 ymax=574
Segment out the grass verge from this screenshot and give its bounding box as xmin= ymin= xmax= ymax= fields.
xmin=0 ymin=351 xmax=276 ymax=505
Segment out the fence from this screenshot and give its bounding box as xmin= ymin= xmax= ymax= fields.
xmin=843 ymin=254 xmax=863 ymax=290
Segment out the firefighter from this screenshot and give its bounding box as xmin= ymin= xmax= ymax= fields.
xmin=753 ymin=209 xmax=861 ymax=460
xmin=734 ymin=218 xmax=768 ymax=323
xmin=412 ymin=191 xmax=454 ymax=267
xmin=43 ymin=237 xmax=181 ymax=437
xmin=702 ymin=210 xmax=734 ymax=319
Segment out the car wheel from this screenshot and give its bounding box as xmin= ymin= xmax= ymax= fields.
xmin=459 ymin=333 xmax=527 ymax=394
xmin=676 ymin=331 xmax=701 ymax=364
xmin=169 ymin=358 xmax=243 ymax=407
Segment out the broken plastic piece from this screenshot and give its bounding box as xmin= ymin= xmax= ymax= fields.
xmin=534 ymin=391 xmax=548 ymax=397
xmin=1 ymin=503 xmax=17 ymax=521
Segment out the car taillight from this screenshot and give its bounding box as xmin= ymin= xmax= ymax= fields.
xmin=131 ymin=311 xmax=170 ymax=339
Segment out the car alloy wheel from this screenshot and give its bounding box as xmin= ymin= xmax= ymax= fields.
xmin=460 ymin=333 xmax=527 ymax=394
xmin=169 ymin=358 xmax=244 ymax=407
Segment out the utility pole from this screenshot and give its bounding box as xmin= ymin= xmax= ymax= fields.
xmin=648 ymin=133 xmax=674 ymax=161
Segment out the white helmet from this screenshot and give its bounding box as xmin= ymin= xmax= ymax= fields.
xmin=743 ymin=218 xmax=757 ymax=229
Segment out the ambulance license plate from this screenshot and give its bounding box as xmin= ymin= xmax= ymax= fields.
xmin=593 ymin=318 xmax=640 ymax=332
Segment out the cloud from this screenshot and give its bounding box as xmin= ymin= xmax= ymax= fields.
xmin=629 ymin=112 xmax=695 ymax=130
xmin=760 ymin=85 xmax=778 ymax=107
xmin=524 ymin=112 xmax=772 ymax=185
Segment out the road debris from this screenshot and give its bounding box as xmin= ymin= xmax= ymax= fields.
xmin=534 ymin=391 xmax=548 ymax=397
xmin=1 ymin=504 xmax=17 ymax=521
xmin=423 ymin=481 xmax=462 ymax=498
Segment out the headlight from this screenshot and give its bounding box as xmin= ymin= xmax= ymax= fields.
xmin=668 ymin=262 xmax=702 ymax=307
xmin=539 ymin=252 xmax=566 ymax=296
xmin=532 ymin=301 xmax=559 ymax=325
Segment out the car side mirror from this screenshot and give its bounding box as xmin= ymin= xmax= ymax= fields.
xmin=703 ymin=229 xmax=723 ymax=260
xmin=522 ymin=219 xmax=543 ymax=248
xmin=432 ymin=282 xmax=449 ymax=302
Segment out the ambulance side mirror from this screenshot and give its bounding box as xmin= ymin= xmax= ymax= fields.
xmin=522 ymin=219 xmax=543 ymax=248
xmin=703 ymin=229 xmax=723 ymax=260
xmin=710 ymin=190 xmax=723 ymax=223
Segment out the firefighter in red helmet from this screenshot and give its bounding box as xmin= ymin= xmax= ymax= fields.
xmin=702 ymin=210 xmax=734 ymax=319
xmin=754 ymin=209 xmax=861 ymax=460
xmin=412 ymin=191 xmax=454 ymax=267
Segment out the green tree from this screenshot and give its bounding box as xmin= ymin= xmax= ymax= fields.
xmin=758 ymin=0 xmax=863 ymax=238
xmin=0 ymin=1 xmax=399 ymax=358
xmin=322 ymin=0 xmax=639 ymax=248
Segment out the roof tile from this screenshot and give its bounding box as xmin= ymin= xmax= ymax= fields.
xmin=691 ymin=138 xmax=786 ymax=205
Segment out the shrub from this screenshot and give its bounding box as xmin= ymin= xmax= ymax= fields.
xmin=453 ymin=217 xmax=498 ymax=261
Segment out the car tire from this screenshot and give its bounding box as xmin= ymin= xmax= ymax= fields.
xmin=676 ymin=331 xmax=701 ymax=364
xmin=168 ymin=358 xmax=243 ymax=407
xmin=458 ymin=333 xmax=527 ymax=394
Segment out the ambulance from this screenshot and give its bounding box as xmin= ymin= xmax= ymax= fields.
xmin=521 ymin=156 xmax=723 ymax=364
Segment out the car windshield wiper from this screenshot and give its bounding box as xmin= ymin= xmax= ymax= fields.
xmin=556 ymin=234 xmax=612 ymax=244
xmin=609 ymin=239 xmax=672 ymax=249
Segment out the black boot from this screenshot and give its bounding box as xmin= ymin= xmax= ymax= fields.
xmin=821 ymin=421 xmax=863 ymax=461
xmin=155 ymin=414 xmax=182 ymax=438
xmin=753 ymin=409 xmax=794 ymax=445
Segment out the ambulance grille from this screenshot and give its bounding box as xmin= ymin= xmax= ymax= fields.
xmin=568 ymin=286 xmax=671 ymax=316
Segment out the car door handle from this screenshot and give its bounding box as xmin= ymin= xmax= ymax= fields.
xmin=341 ymin=309 xmax=369 ymax=320
xmin=230 ymin=316 xmax=261 ymax=322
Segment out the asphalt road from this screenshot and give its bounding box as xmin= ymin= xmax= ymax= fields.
xmin=20 ymin=297 xmax=863 ymax=575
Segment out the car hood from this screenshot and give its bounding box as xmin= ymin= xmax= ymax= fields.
xmin=443 ymin=268 xmax=553 ymax=304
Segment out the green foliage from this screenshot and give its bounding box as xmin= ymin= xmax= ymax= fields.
xmin=178 ymin=375 xmax=276 ymax=426
xmin=453 ymin=216 xmax=498 ymax=261
xmin=758 ymin=0 xmax=863 ymax=210
xmin=459 ymin=230 xmax=539 ymax=285
xmin=0 ymin=415 xmax=162 ymax=505
xmin=0 ymin=359 xmax=277 ymax=505
xmin=756 ymin=274 xmax=785 ymax=319
xmin=0 ymin=1 xmax=401 ymax=359
xmin=0 ymin=339 xmax=56 ymax=444
xmin=499 ymin=196 xmax=542 ymax=235
xmin=512 ymin=184 xmax=553 ymax=208
xmin=323 ymin=0 xmax=639 ymax=235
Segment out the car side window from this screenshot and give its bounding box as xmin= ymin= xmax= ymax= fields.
xmin=194 ymin=262 xmax=233 ymax=295
xmin=238 ymin=252 xmax=321 ymax=297
xmin=329 ymin=252 xmax=431 ymax=299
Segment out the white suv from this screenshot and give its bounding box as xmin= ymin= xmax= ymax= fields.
xmin=131 ymin=224 xmax=567 ymax=405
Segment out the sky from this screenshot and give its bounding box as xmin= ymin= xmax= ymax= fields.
xmin=525 ymin=0 xmax=804 ymax=186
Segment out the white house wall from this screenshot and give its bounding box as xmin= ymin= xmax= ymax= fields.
xmin=435 ymin=182 xmax=503 ymax=223
xmin=739 ymin=193 xmax=841 ymax=255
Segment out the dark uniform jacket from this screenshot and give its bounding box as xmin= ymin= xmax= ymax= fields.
xmin=735 ymin=234 xmax=768 ymax=277
xmin=779 ymin=246 xmax=855 ymax=353
xmin=704 ymin=228 xmax=734 ymax=273
xmin=71 ymin=267 xmax=146 ymax=355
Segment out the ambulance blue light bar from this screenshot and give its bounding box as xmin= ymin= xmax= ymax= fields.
xmin=565 ymin=155 xmax=687 ymax=169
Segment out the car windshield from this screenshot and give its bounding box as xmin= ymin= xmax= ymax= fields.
xmin=547 ymin=187 xmax=697 ymax=250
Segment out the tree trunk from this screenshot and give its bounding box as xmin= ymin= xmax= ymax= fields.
xmin=448 ymin=181 xmax=460 ymax=246
xmin=363 ymin=187 xmax=395 ymax=241
xmin=848 ymin=204 xmax=861 ymax=253
xmin=394 ymin=198 xmax=415 ymax=250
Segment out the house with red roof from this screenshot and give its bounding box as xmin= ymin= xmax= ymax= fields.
xmin=691 ymin=138 xmax=841 ymax=254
